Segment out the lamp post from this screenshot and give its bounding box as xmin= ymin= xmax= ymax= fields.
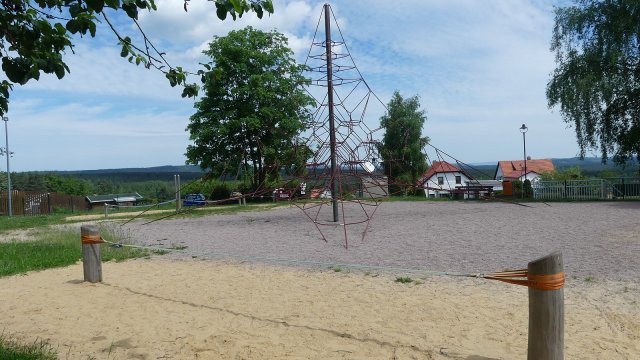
xmin=3 ymin=116 xmax=11 ymax=216
xmin=519 ymin=124 xmax=528 ymax=197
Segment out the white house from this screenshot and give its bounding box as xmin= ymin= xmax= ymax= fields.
xmin=417 ymin=161 xmax=471 ymax=198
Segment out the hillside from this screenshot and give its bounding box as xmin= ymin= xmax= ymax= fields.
xmin=56 ymin=165 xmax=207 ymax=182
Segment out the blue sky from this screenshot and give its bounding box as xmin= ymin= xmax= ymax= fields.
xmin=2 ymin=0 xmax=583 ymax=171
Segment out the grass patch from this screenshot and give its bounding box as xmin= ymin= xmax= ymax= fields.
xmin=0 ymin=215 xmax=69 ymax=234
xmin=328 ymin=266 xmax=342 ymax=273
xmin=0 ymin=228 xmax=150 ymax=278
xmin=395 ymin=276 xmax=413 ymax=284
xmin=0 ymin=332 xmax=57 ymax=360
xmin=584 ymin=275 xmax=596 ymax=283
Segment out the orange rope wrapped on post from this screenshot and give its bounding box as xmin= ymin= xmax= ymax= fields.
xmin=80 ymin=234 xmax=105 ymax=245
xmin=482 ymin=268 xmax=565 ymax=290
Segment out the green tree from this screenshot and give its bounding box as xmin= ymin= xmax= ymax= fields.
xmin=44 ymin=174 xmax=91 ymax=195
xmin=377 ymin=91 xmax=429 ymax=195
xmin=0 ymin=0 xmax=273 ymax=115
xmin=547 ymin=0 xmax=640 ymax=164
xmin=186 ymin=27 xmax=314 ymax=190
xmin=539 ymin=166 xmax=586 ymax=181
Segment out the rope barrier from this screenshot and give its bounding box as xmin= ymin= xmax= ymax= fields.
xmin=90 ymin=238 xmax=565 ymax=290
xmin=82 ymin=235 xmax=189 ymax=253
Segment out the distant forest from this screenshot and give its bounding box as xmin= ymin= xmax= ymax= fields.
xmin=1 ymin=158 xmax=637 ymax=200
xmin=3 ymin=166 xmax=207 ymax=203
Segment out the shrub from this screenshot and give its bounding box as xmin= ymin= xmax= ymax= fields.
xmin=523 ymin=179 xmax=533 ymax=198
xmin=210 ymin=183 xmax=232 ymax=201
xmin=412 ymin=188 xmax=426 ymax=197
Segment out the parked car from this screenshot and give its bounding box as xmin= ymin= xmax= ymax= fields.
xmin=183 ymin=193 xmax=206 ymax=206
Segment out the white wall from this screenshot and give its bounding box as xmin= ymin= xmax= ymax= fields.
xmin=519 ymin=172 xmax=541 ymax=182
xmin=422 ymin=172 xmax=469 ymax=197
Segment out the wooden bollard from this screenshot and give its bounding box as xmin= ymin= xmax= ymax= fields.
xmin=81 ymin=225 xmax=103 ymax=283
xmin=528 ymin=251 xmax=564 ymax=359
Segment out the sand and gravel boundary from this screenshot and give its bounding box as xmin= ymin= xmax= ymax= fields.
xmin=1 ymin=201 xmax=638 ymax=359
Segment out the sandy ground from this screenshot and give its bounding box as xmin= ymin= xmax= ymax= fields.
xmin=1 ymin=201 xmax=639 ymax=359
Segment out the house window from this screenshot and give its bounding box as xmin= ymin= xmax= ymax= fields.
xmin=438 ymin=176 xmax=444 ymax=185
xmin=455 ymin=176 xmax=462 ymax=184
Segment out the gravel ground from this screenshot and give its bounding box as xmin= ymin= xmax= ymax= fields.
xmin=120 ymin=201 xmax=640 ymax=281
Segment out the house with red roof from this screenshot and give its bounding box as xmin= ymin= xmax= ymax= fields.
xmin=494 ymin=159 xmax=555 ymax=182
xmin=416 ymin=161 xmax=471 ymax=198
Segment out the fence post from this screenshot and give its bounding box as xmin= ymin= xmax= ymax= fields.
xmin=528 ymin=251 xmax=564 ymax=360
xmin=81 ymin=225 xmax=103 ymax=283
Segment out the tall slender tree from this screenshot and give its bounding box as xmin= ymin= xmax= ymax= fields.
xmin=377 ymin=91 xmax=429 ymax=194
xmin=185 ymin=27 xmax=314 ymax=190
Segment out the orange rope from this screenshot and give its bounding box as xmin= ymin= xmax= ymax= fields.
xmin=81 ymin=234 xmax=105 ymax=244
xmin=483 ymin=268 xmax=565 ymax=290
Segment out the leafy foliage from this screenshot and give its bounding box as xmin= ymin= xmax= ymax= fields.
xmin=539 ymin=166 xmax=586 ymax=181
xmin=523 ymin=179 xmax=533 ymax=198
xmin=377 ymin=91 xmax=429 ymax=194
xmin=186 ymin=27 xmax=314 ymax=190
xmin=547 ymin=0 xmax=640 ymax=164
xmin=0 ymin=0 xmax=273 ymax=115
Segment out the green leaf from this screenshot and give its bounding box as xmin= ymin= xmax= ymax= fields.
xmin=122 ymin=3 xmax=139 ymax=19
xmin=54 ymin=23 xmax=66 ymax=35
xmin=216 ymin=6 xmax=228 ymax=20
xmin=2 ymin=58 xmax=29 ymax=84
xmin=85 ymin=0 xmax=105 ymax=13
xmin=54 ymin=64 xmax=66 ymax=79
xmin=254 ymin=6 xmax=263 ymax=19
xmin=229 ymin=0 xmax=243 ymax=13
xmin=263 ymin=0 xmax=274 ymax=13
xmin=89 ymin=22 xmax=97 ymax=37
xmin=105 ymin=0 xmax=120 ymax=8
xmin=65 ymin=20 xmax=79 ymax=34
xmin=120 ymin=46 xmax=129 ymax=57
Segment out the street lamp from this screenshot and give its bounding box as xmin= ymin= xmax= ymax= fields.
xmin=2 ymin=116 xmax=11 ymax=216
xmin=519 ymin=123 xmax=528 ymax=183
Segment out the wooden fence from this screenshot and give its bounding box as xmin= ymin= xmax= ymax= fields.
xmin=533 ymin=178 xmax=640 ymax=201
xmin=0 ymin=191 xmax=87 ymax=216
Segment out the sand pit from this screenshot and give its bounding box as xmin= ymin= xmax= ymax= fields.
xmin=1 ymin=201 xmax=639 ymax=359
xmin=0 ymin=259 xmax=638 ymax=359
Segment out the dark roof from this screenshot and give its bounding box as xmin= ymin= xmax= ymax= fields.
xmin=86 ymin=193 xmax=143 ymax=203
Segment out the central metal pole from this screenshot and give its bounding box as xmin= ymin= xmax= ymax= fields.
xmin=3 ymin=117 xmax=11 ymax=217
xmin=325 ymin=3 xmax=339 ymax=222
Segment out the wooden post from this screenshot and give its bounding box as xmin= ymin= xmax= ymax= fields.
xmin=174 ymin=174 xmax=182 ymax=211
xmin=81 ymin=225 xmax=102 ymax=283
xmin=528 ymin=251 xmax=564 ymax=360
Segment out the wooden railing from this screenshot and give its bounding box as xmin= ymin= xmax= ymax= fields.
xmin=0 ymin=191 xmax=87 ymax=216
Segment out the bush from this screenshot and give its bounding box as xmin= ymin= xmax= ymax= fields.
xmin=523 ymin=179 xmax=533 ymax=198
xmin=210 ymin=183 xmax=232 ymax=201
xmin=412 ymin=188 xmax=426 ymax=197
